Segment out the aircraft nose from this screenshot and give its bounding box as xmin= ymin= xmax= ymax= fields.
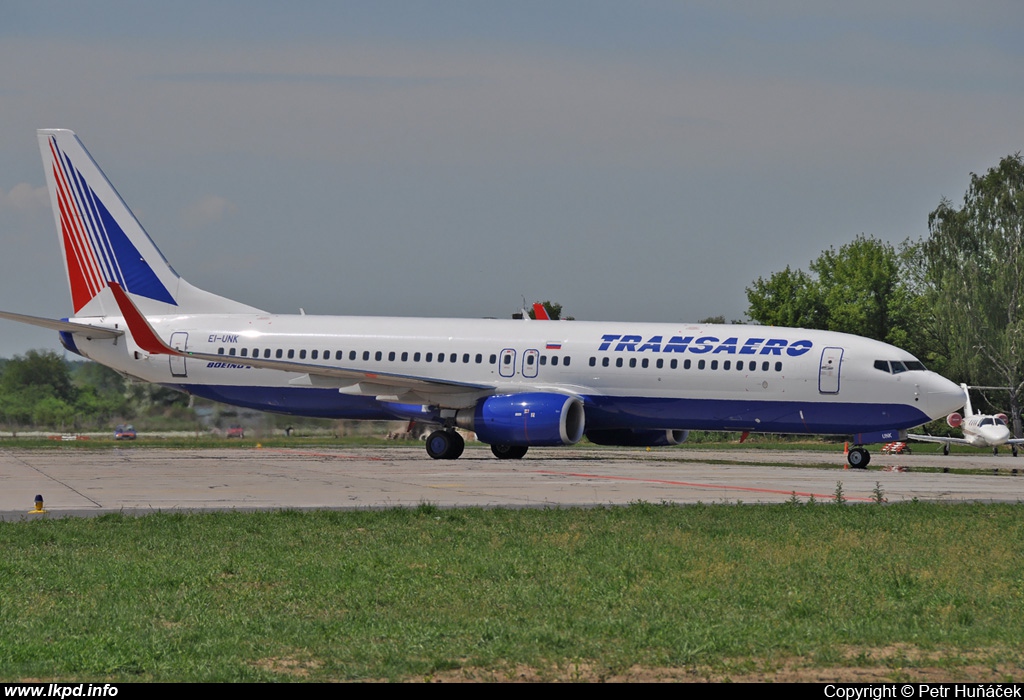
xmin=922 ymin=374 xmax=967 ymax=419
xmin=983 ymin=425 xmax=1010 ymax=443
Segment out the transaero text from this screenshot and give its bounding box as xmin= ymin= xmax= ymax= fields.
xmin=598 ymin=335 xmax=813 ymax=356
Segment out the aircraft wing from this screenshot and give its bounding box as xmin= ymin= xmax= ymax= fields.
xmin=0 ymin=310 xmax=123 ymax=339
xmin=906 ymin=434 xmax=970 ymax=445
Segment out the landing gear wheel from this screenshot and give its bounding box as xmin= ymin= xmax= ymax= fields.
xmin=1013 ymin=446 xmax=1018 ymax=457
xmin=847 ymin=447 xmax=870 ymax=469
xmin=491 ymin=444 xmax=529 ymax=460
xmin=447 ymin=431 xmax=465 ymax=459
xmin=943 ymin=444 xmax=950 ymax=456
xmin=426 ymin=430 xmax=465 ymax=460
xmin=994 ymin=446 xmax=1000 ymax=456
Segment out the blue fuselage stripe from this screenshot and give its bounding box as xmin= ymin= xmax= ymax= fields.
xmin=177 ymin=384 xmax=930 ymax=434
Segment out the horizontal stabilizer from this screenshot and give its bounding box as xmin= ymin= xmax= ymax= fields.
xmin=0 ymin=309 xmax=122 ymax=339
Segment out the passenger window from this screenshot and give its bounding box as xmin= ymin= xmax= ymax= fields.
xmin=762 ymin=361 xmax=769 ymax=371
xmin=463 ymin=354 xmax=470 ymax=363
xmin=349 ymin=351 xmax=356 ymax=361
xmin=218 ymin=348 xmax=225 ymax=355
xmin=775 ymin=362 xmax=782 ymax=371
xmin=389 ymin=351 xmax=396 ymax=361
xmin=300 ymin=349 xmax=306 ymax=359
xmin=375 ymin=351 xmax=382 ymax=361
xmin=415 ymin=352 xmax=422 ymax=362
xmin=229 ymin=348 xmax=236 ymax=356
xmin=698 ymin=359 xmax=705 ymax=370
xmin=589 ymin=357 xmax=596 ymax=367
xmin=276 ymin=349 xmax=283 ymax=359
xmin=427 ymin=353 xmax=434 ymax=362
xmin=641 ymin=358 xmax=649 ymax=369
xmin=450 ymin=353 xmax=457 ymax=363
xmin=670 ymin=359 xmax=677 ymax=369
xmin=723 ymin=360 xmax=731 ymax=370
xmin=475 ymin=354 xmax=482 ymax=363
xmin=265 ymin=349 xmax=272 ymax=358
xmin=401 ymin=352 xmax=408 ymax=361
xmin=540 ymin=356 xmax=547 ymax=365
xmin=336 ymin=350 xmax=343 ymax=360
xmin=616 ymin=358 xmax=623 ymax=368
xmin=287 ymin=349 xmax=294 ymax=359
xmin=564 ymin=357 xmax=570 ymax=366
xmin=656 ymin=359 xmax=663 ymax=369
xmin=683 ymin=359 xmax=690 ymax=369
xmin=241 ymin=349 xmax=248 ymax=357
xmin=311 ymin=350 xmax=318 ymax=360
xmin=552 ymin=356 xmax=559 ymax=366
xmin=602 ymin=357 xmax=610 ymax=367
xmin=711 ymin=360 xmax=718 ymax=370
xmin=363 ymin=351 xmax=370 ymax=361
xmin=489 ymin=354 xmax=496 ymax=364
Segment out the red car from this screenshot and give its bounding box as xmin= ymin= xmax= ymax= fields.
xmin=226 ymin=425 xmax=245 ymax=439
xmin=114 ymin=424 xmax=136 ymax=440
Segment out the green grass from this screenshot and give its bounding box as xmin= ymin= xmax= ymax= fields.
xmin=2 ymin=503 xmax=1023 ymax=681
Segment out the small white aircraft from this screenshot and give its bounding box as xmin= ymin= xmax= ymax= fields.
xmin=909 ymin=384 xmax=1024 ymax=456
xmin=0 ymin=129 xmax=967 ymax=466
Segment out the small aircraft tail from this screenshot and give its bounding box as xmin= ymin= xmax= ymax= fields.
xmin=960 ymin=383 xmax=974 ymax=418
xmin=38 ymin=129 xmax=261 ymax=317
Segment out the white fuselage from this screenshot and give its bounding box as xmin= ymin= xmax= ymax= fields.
xmin=66 ymin=312 xmax=965 ymax=436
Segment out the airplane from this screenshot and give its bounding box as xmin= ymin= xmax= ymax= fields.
xmin=908 ymin=383 xmax=1023 ymax=456
xmin=0 ymin=129 xmax=967 ymax=467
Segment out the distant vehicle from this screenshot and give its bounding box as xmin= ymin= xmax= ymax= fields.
xmin=881 ymin=441 xmax=910 ymax=455
xmin=909 ymin=383 xmax=1024 ymax=456
xmin=114 ymin=424 xmax=136 ymax=440
xmin=226 ymin=425 xmax=245 ymax=439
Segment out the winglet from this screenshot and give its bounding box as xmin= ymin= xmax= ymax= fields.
xmin=107 ymin=283 xmax=181 ymax=355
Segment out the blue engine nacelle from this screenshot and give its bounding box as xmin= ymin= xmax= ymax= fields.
xmin=585 ymin=428 xmax=689 ymax=447
xmin=458 ymin=393 xmax=585 ymax=446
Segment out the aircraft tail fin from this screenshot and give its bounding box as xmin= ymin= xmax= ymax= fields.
xmin=961 ymin=383 xmax=974 ymax=418
xmin=38 ymin=129 xmax=262 ymax=317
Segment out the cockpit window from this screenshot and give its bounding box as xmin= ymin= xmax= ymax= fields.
xmin=980 ymin=418 xmax=995 ymax=427
xmin=875 ymin=359 xmax=928 ymax=374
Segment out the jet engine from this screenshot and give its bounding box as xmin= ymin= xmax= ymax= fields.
xmin=457 ymin=393 xmax=585 ymax=446
xmin=947 ymin=412 xmax=963 ymax=428
xmin=585 ymin=428 xmax=689 ymax=447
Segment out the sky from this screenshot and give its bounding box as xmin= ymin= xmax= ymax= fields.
xmin=1 ymin=1 xmax=1022 ymax=358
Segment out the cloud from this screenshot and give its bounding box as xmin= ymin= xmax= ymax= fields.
xmin=0 ymin=183 xmax=48 ymax=212
xmin=181 ymin=195 xmax=237 ymax=228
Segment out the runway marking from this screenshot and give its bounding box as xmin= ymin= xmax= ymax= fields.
xmin=1 ymin=449 xmax=103 ymax=508
xmin=257 ymin=448 xmax=385 ymax=461
xmin=532 ymin=469 xmax=875 ymax=502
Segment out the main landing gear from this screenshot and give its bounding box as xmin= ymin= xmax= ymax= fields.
xmin=491 ymin=444 xmax=528 ymax=460
xmin=425 ymin=430 xmax=465 ymax=460
xmin=847 ymin=447 xmax=871 ymax=469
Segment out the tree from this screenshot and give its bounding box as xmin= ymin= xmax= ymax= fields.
xmin=746 ymin=235 xmax=925 ymax=357
xmin=920 ymin=153 xmax=1024 ymax=436
xmin=745 ymin=265 xmax=826 ymax=330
